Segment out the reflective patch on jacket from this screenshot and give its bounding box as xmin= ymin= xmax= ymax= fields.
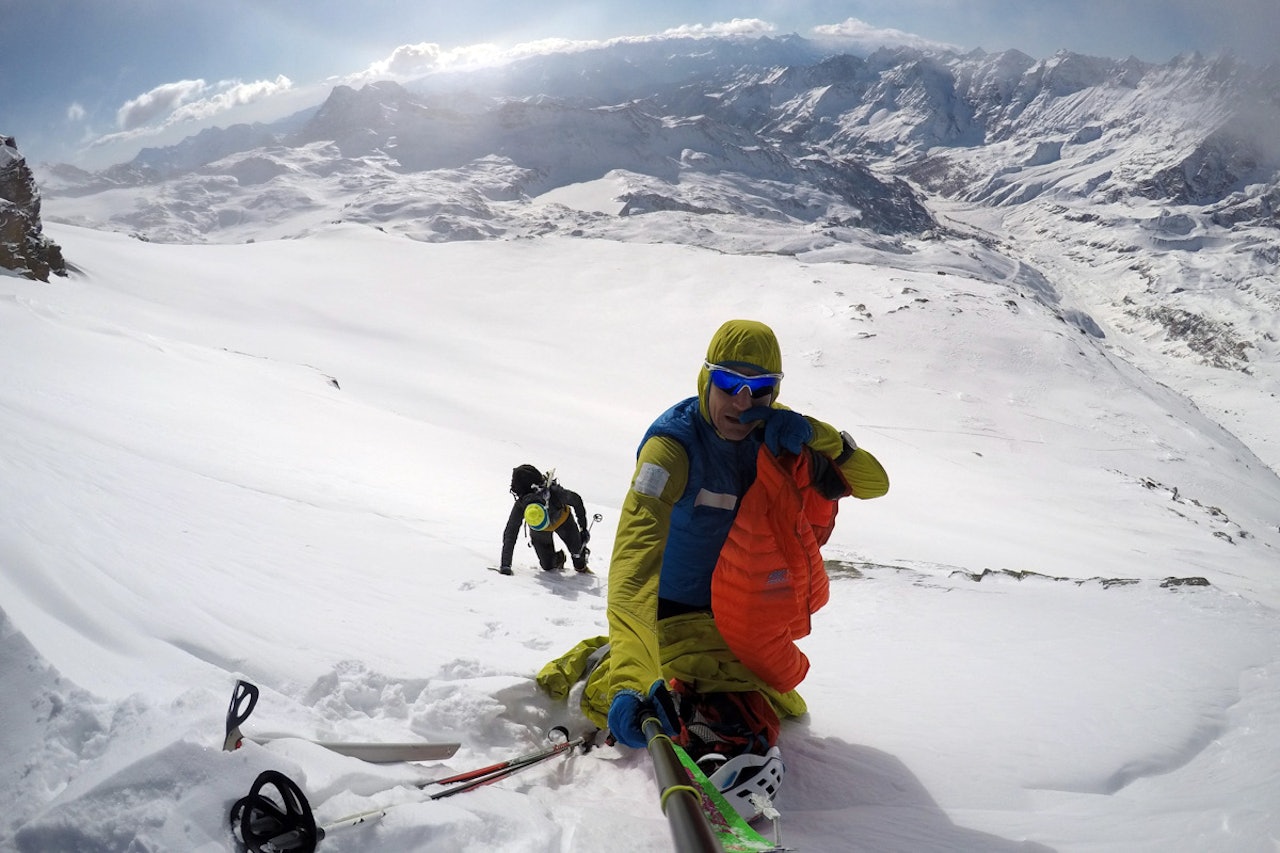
xmin=633 ymin=461 xmax=669 ymax=498
xmin=694 ymin=488 xmax=737 ymax=510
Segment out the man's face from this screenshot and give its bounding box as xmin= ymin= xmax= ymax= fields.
xmin=708 ymin=371 xmax=774 ymax=441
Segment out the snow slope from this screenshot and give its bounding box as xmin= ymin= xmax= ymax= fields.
xmin=1 ymin=220 xmax=1278 ymax=851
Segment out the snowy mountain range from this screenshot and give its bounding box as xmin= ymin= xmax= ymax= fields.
xmin=38 ymin=32 xmax=1280 ymax=474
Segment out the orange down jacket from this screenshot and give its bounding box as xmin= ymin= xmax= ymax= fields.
xmin=710 ymin=445 xmax=838 ymax=693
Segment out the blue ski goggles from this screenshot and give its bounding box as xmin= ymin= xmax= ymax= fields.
xmin=704 ymin=361 xmax=783 ymax=399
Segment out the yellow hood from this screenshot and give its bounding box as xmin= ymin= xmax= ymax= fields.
xmin=697 ymin=319 xmax=783 ymax=422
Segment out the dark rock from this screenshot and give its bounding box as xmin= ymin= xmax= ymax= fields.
xmin=1 ymin=136 xmax=66 ymax=281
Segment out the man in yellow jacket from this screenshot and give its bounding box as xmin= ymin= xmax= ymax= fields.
xmin=602 ymin=318 xmax=890 ymax=750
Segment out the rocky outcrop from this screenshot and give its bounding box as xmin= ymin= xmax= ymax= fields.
xmin=1 ymin=136 xmax=66 ymax=281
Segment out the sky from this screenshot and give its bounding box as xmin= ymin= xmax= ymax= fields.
xmin=3 ymin=0 xmax=1279 ymax=169
xmin=2 ymin=199 xmax=1279 ymax=849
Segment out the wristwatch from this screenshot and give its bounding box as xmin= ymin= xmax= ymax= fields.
xmin=835 ymin=430 xmax=857 ymax=465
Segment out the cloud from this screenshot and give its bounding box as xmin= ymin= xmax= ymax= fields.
xmin=67 ymin=102 xmax=86 ymax=122
xmin=167 ymin=76 xmax=294 ymax=123
xmin=659 ymin=18 xmax=776 ymax=37
xmin=366 ymin=42 xmax=445 ymax=78
xmin=345 ymin=41 xmax=517 ymax=85
xmin=343 ymin=18 xmax=785 ymax=87
xmin=113 ymin=76 xmax=294 ymax=135
xmin=117 ymin=80 xmax=208 ymax=130
xmin=91 ymin=76 xmax=297 ymax=153
xmin=811 ymin=17 xmax=961 ymax=53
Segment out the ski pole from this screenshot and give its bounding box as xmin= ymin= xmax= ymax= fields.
xmin=416 ymin=726 xmax=594 ymax=795
xmin=323 ymin=726 xmax=591 ymax=837
xmin=642 ymin=716 xmax=722 ymax=853
xmin=231 ymin=728 xmax=596 ymax=853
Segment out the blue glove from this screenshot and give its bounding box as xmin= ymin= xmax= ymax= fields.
xmin=607 ymin=680 xmax=679 ymax=748
xmin=742 ymin=406 xmax=813 ymax=455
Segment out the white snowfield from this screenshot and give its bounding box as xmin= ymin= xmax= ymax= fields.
xmin=1 ymin=220 xmax=1277 ymax=852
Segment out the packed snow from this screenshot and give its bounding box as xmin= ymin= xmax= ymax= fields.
xmin=2 ymin=216 xmax=1278 ymax=852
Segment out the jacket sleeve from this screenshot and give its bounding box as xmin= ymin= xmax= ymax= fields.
xmin=802 ymin=413 xmax=890 ymax=500
xmin=839 ymin=447 xmax=890 ymax=499
xmin=500 ymin=499 xmax=526 ymax=566
xmin=563 ymin=487 xmax=589 ymax=530
xmin=606 ymin=435 xmax=689 ymax=698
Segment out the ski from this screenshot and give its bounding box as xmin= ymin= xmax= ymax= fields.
xmin=641 ymin=716 xmax=793 ymax=852
xmin=674 ymin=743 xmax=792 ymax=852
xmin=224 ymin=680 xmax=460 ymax=763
